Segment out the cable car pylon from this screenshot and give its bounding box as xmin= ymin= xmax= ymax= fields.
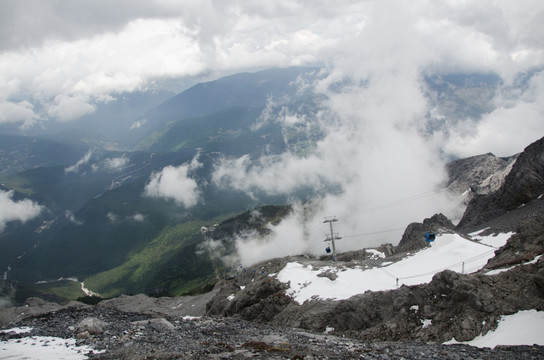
xmin=324 ymin=216 xmax=341 ymax=261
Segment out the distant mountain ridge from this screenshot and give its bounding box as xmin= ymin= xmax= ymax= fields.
xmin=127 ymin=67 xmax=319 ymax=149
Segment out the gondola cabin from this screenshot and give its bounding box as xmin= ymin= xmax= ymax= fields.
xmin=424 ymin=231 xmax=436 ymax=243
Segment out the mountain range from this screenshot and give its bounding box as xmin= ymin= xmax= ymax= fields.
xmin=0 ymin=67 xmax=541 ymax=308
xmin=0 ymin=66 xmax=543 ymax=357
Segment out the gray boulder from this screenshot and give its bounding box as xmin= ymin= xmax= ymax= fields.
xmin=76 ymin=317 xmax=108 ymax=335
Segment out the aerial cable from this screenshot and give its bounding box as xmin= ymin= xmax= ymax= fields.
xmin=360 ymin=187 xmax=449 ymax=213
xmin=342 ymin=226 xmax=407 ymax=239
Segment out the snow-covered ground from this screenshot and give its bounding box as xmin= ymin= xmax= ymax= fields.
xmin=445 ymin=310 xmax=544 ymax=348
xmin=0 ymin=327 xmax=101 ymax=360
xmin=276 ymin=231 xmax=544 ymax=347
xmin=277 ymin=232 xmax=512 ymax=304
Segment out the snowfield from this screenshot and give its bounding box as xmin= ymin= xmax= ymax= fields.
xmin=445 ymin=310 xmax=544 ymax=348
xmin=276 ymin=231 xmax=544 ymax=347
xmin=277 ymin=232 xmax=512 ymax=304
xmin=0 ymin=327 xmax=101 ymax=360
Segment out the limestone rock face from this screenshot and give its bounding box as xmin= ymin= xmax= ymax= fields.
xmin=446 ymin=152 xmax=515 ymax=198
xmin=458 ymin=136 xmax=544 ymax=228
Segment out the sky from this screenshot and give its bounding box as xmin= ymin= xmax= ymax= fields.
xmin=1 ymin=0 xmax=544 ymax=258
xmin=1 ymin=0 xmax=542 ymax=145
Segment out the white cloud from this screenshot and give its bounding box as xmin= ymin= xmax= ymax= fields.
xmin=0 ymin=190 xmax=44 ymax=232
xmin=1 ymin=0 xmax=543 ymax=132
xmin=445 ymin=71 xmax=544 ymax=157
xmin=65 ymin=149 xmax=93 ymax=173
xmin=144 ymin=154 xmax=202 ymax=207
xmin=103 ymin=155 xmax=129 ymax=171
xmin=47 ymin=94 xmax=96 ymax=122
xmin=106 ymin=211 xmax=118 ymax=222
xmin=129 ymin=118 xmax=146 ymax=130
xmin=65 ymin=210 xmax=83 ymax=225
xmin=132 ymin=213 xmax=145 ymax=222
xmin=0 ymin=100 xmax=40 ymax=128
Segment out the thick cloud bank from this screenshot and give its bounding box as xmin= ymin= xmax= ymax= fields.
xmin=1 ymin=0 xmax=543 ymax=157
xmin=0 ymin=190 xmax=44 ymax=232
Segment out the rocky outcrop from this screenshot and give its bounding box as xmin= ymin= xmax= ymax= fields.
xmin=395 ymin=213 xmax=455 ymax=253
xmin=458 ymin=136 xmax=544 ymax=228
xmin=271 ymin=262 xmax=544 ymax=343
xmin=207 ymin=252 xmax=544 ymax=344
xmin=446 ymin=152 xmax=515 ymax=199
xmin=483 ymin=210 xmax=544 ymax=271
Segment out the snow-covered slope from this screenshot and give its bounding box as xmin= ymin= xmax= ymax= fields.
xmin=277 ymin=232 xmax=512 ymax=304
xmin=273 ymin=230 xmax=544 ymax=348
xmin=445 ymin=310 xmax=544 ymax=348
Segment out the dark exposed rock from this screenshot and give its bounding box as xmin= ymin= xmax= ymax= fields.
xmin=266 ymin=261 xmax=544 ymax=344
xmin=209 ymin=277 xmax=291 ymax=323
xmin=396 ymin=213 xmax=455 ymax=253
xmin=458 ymin=136 xmax=544 ymax=228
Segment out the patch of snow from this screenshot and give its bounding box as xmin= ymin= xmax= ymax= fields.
xmin=366 ymin=249 xmax=385 ymax=259
xmin=410 ymin=305 xmax=419 ymax=312
xmin=182 ymin=315 xmax=201 ymax=320
xmin=227 ymin=294 xmax=235 ymax=301
xmin=1 ymin=326 xmax=33 ymax=334
xmin=0 ymin=335 xmax=102 ymax=359
xmin=485 ymin=267 xmax=516 ymax=276
xmin=471 ymin=231 xmax=514 ymax=248
xmin=381 ymin=261 xmax=393 ymax=266
xmin=484 ymin=254 xmax=541 ymax=276
xmin=444 ymin=310 xmax=544 ymax=348
xmin=468 ymin=228 xmax=490 ymax=237
xmin=324 ymin=326 xmax=334 ymax=334
xmin=526 ymin=254 xmax=542 ymax=265
xmin=80 ymin=282 xmax=101 ymax=297
xmin=277 ymin=233 xmax=506 ymax=304
xmin=421 ymin=319 xmax=432 ymax=329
